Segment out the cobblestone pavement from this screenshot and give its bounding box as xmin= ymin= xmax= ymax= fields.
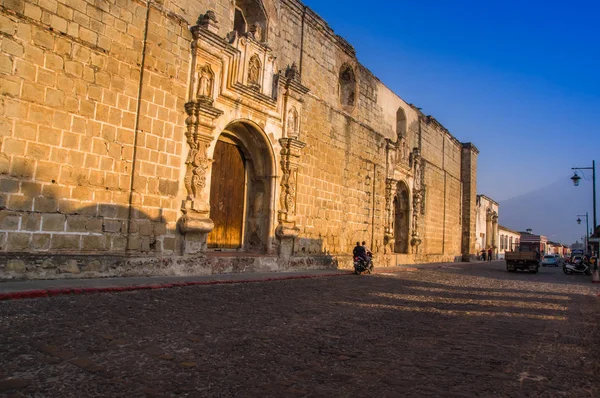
xmin=1 ymin=262 xmax=599 ymax=397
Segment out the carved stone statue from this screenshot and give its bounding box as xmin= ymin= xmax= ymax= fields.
xmin=226 ymin=30 xmax=238 ymax=44
xmin=398 ymin=137 xmax=409 ymax=165
xmin=249 ymin=23 xmax=262 ymax=42
xmin=197 ymin=65 xmax=214 ymax=102
xmin=248 ymin=55 xmax=261 ymax=87
xmin=285 ymin=62 xmax=299 ymax=81
xmin=287 ymin=108 xmax=298 ymax=137
xmin=197 ymin=10 xmax=217 ymax=26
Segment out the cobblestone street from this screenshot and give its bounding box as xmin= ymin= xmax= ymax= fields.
xmin=1 ymin=262 xmax=599 ymax=397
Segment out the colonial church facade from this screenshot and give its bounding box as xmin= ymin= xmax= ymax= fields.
xmin=0 ymin=0 xmax=479 ymax=278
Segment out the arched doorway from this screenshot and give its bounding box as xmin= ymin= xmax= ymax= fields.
xmin=207 ymin=120 xmax=275 ymax=252
xmin=393 ymin=182 xmax=410 ymax=253
xmin=208 ymin=139 xmax=246 ymax=249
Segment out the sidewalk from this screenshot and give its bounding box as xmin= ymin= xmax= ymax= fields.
xmin=0 ymin=269 xmax=355 ymax=300
xmin=0 ymin=261 xmax=493 ymax=301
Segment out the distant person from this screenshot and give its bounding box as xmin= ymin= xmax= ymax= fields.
xmin=481 ymin=249 xmax=486 ymax=261
xmin=487 ymin=248 xmax=492 ymax=262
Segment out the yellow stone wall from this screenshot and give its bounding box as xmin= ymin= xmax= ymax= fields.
xmin=0 ymin=0 xmax=189 ymax=254
xmin=0 ymin=0 xmax=478 ymax=270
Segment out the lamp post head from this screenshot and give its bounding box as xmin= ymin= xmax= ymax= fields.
xmin=571 ymin=172 xmax=581 ymax=186
xmin=577 ymin=218 xmax=582 ymax=225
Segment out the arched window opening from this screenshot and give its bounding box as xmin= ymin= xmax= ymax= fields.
xmin=396 ymin=107 xmax=407 ymax=138
xmin=234 ymin=0 xmax=268 ymax=41
xmin=339 ymin=64 xmax=356 ymax=110
xmin=234 ymin=8 xmax=247 ymax=37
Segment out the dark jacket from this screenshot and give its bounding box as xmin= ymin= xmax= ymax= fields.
xmin=353 ymin=245 xmax=367 ymax=260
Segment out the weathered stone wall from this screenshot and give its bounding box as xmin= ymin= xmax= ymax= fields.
xmin=0 ymin=0 xmax=189 ymax=260
xmin=0 ymin=0 xmax=479 ymax=279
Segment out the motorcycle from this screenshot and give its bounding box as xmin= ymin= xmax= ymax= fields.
xmin=563 ymin=258 xmax=592 ymax=275
xmin=353 ymin=252 xmax=374 ymax=275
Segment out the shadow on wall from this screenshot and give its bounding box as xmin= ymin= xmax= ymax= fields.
xmin=0 ymin=175 xmax=177 ymax=255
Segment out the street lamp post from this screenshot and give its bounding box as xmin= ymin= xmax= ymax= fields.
xmin=577 ymin=212 xmax=589 ymax=253
xmin=571 ymin=160 xmax=597 ymax=255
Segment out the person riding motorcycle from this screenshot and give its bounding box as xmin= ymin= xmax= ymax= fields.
xmin=361 ymin=241 xmax=372 ymax=257
xmin=353 ymin=241 xmax=369 ymax=266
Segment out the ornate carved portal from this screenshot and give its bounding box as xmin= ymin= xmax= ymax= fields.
xmin=178 ymin=12 xmax=224 ymax=254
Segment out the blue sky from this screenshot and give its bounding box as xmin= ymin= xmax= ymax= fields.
xmin=302 ymin=0 xmax=600 ymax=202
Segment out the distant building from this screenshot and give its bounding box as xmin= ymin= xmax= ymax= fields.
xmin=475 ymin=195 xmax=499 ymax=258
xmin=519 ymin=232 xmax=548 ymax=254
xmin=498 ymin=225 xmax=520 ymax=259
xmin=547 ymin=241 xmax=568 ymax=257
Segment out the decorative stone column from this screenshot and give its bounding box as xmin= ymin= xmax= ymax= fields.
xmin=410 ymin=148 xmax=423 ymax=252
xmin=177 ymin=12 xmax=223 ymax=254
xmin=485 ymin=209 xmax=492 ymax=249
xmin=384 ymin=178 xmax=394 ymax=251
xmin=492 ymin=213 xmax=499 ymax=258
xmin=276 ymin=137 xmax=306 ymax=257
xmin=275 ymin=63 xmax=309 ymax=258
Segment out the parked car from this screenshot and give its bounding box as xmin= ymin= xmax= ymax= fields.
xmin=541 ymin=254 xmax=559 ymax=267
xmin=553 ymin=254 xmax=565 ymax=266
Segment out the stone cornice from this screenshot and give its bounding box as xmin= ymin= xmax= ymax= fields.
xmin=231 ymin=83 xmax=277 ymax=107
xmin=477 ymin=194 xmax=499 ymax=206
xmin=422 ymin=115 xmax=463 ymax=149
xmin=498 ymin=225 xmax=521 ymax=235
xmin=462 ymin=142 xmax=480 ymax=155
xmin=191 ymin=25 xmax=238 ymax=57
xmin=281 ymin=0 xmax=356 ymax=58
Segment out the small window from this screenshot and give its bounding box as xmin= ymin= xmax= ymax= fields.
xmin=234 ymin=0 xmax=268 ymax=41
xmin=396 ymin=107 xmax=407 ymax=137
xmin=339 ymin=64 xmax=356 ymax=110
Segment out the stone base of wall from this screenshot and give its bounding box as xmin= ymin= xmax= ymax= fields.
xmin=0 ymin=251 xmax=471 ymax=281
xmin=337 ymin=253 xmax=465 ymax=270
xmin=462 ymin=254 xmax=481 ymax=262
xmin=0 ymin=252 xmax=339 ymax=281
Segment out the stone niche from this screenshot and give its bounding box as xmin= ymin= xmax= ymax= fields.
xmin=228 ymin=30 xmax=277 ymax=98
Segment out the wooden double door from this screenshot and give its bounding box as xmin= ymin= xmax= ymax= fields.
xmin=207 ymin=140 xmax=246 ymax=249
xmin=394 ymin=186 xmax=410 ymax=254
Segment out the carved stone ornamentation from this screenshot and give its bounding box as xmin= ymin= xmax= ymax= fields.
xmin=384 ymin=178 xmax=394 ymax=238
xmin=410 ymin=147 xmax=424 ymax=251
xmin=397 ymin=135 xmax=409 ymax=166
xmin=178 ymin=98 xmax=223 ymax=245
xmin=248 ymin=23 xmax=262 ymax=42
xmin=286 ymin=107 xmax=298 ymax=138
xmin=197 ymin=64 xmax=214 ymax=104
xmin=285 ymin=62 xmax=299 ymax=81
xmin=277 ymin=137 xmax=306 ymax=240
xmin=248 ymin=55 xmax=261 ymax=89
xmin=192 ymin=10 xmax=219 ymax=37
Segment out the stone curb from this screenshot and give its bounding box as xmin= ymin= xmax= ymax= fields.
xmin=0 ymin=272 xmax=355 ymax=301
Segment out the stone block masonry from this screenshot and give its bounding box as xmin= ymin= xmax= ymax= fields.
xmin=0 ymin=0 xmax=479 ymax=280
